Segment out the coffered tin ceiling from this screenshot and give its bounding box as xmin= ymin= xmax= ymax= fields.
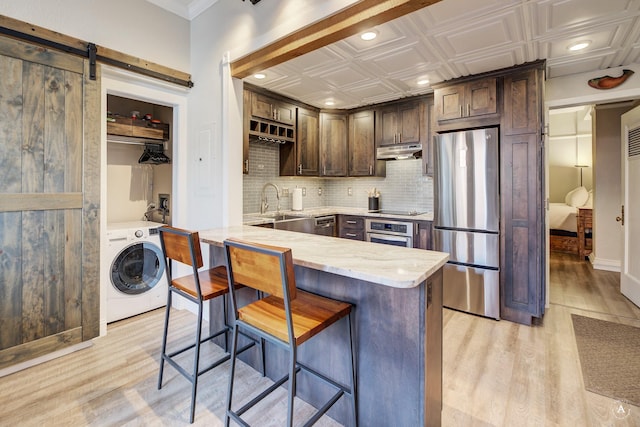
xmin=153 ymin=0 xmax=640 ymax=109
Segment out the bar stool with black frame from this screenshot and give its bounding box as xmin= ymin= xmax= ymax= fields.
xmin=157 ymin=226 xmax=263 ymax=424
xmin=223 ymin=238 xmax=357 ymax=427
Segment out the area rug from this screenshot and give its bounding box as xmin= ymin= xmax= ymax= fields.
xmin=571 ymin=314 xmax=640 ymax=407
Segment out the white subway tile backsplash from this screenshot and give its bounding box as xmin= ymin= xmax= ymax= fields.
xmin=243 ymin=141 xmax=433 ymax=214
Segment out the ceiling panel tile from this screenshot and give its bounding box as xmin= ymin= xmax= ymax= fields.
xmin=431 ymin=10 xmax=524 ymax=58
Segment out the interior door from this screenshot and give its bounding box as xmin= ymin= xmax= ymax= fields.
xmin=0 ymin=35 xmax=100 ymax=369
xmin=620 ymin=106 xmax=640 ymax=308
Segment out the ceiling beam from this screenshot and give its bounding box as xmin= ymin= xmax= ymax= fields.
xmin=230 ymin=0 xmax=441 ymax=79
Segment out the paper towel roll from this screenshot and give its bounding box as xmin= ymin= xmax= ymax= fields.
xmin=292 ymin=188 xmax=303 ymax=211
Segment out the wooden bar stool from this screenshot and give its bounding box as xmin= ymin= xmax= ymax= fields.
xmin=157 ymin=226 xmax=261 ymax=424
xmin=223 ymin=238 xmax=357 ymax=427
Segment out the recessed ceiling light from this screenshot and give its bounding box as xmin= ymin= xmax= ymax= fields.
xmin=325 ymin=100 xmax=335 ymax=106
xmin=568 ymin=41 xmax=591 ymax=51
xmin=417 ymin=78 xmax=430 ymax=86
xmin=360 ymin=30 xmax=378 ymax=41
xmin=253 ymin=73 xmax=266 ymax=79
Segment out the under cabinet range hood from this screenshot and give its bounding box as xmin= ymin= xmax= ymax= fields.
xmin=376 ymin=143 xmax=422 ymax=160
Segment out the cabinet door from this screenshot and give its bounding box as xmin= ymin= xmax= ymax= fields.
xmin=423 ymin=97 xmax=435 ymax=176
xmin=500 ymin=133 xmax=545 ymax=324
xmin=320 ymin=112 xmax=347 ymax=176
xmin=467 ymin=77 xmax=497 ymax=117
xmin=376 ymin=105 xmax=399 ymax=145
xmin=250 ymin=92 xmax=274 ymax=121
xmin=434 ymin=84 xmax=464 ymax=121
xmin=503 ymin=69 xmax=541 ymax=135
xmin=398 ymin=101 xmax=421 ymax=144
xmin=349 ymin=110 xmax=375 ymax=176
xmin=274 ymin=102 xmax=296 ymax=126
xmin=296 ymin=107 xmax=319 ymax=176
xmin=414 ymin=221 xmax=432 ymax=249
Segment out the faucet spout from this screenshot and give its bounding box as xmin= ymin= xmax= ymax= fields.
xmin=260 ymin=182 xmax=280 ymax=214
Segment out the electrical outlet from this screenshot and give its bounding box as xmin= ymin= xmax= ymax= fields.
xmin=281 ymin=187 xmax=289 ymax=197
xmin=318 ymin=187 xmax=323 ymax=196
xmin=158 ymin=194 xmax=170 ymax=214
xmin=348 ymin=187 xmax=353 ymax=196
xmin=302 ymin=187 xmax=306 ymax=196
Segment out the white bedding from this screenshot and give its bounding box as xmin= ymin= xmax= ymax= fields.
xmin=549 ymin=202 xmax=578 ymax=233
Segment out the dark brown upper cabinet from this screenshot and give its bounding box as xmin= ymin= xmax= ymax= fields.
xmin=295 ymin=107 xmax=320 ymax=176
xmin=375 ymin=99 xmax=422 ymax=146
xmin=348 ymin=110 xmax=384 ymax=177
xmin=434 ymin=77 xmax=498 ymax=122
xmin=320 ymin=112 xmax=348 ymax=176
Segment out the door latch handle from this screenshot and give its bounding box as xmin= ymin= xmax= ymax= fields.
xmin=616 ymin=205 xmax=624 ymax=225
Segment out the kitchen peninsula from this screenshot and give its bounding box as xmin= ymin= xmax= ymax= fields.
xmin=200 ymin=225 xmax=448 ymax=427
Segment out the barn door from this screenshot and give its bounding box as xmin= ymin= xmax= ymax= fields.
xmin=0 ymin=36 xmax=100 ymax=369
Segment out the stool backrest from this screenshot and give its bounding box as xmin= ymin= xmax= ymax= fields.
xmin=224 ymin=238 xmax=297 ymax=301
xmin=159 ymin=226 xmax=204 ymax=269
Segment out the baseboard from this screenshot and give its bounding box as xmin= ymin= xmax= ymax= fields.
xmin=0 ymin=341 xmax=92 ymax=378
xmin=592 ymin=256 xmax=621 ymax=272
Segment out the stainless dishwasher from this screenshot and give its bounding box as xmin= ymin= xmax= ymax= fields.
xmin=313 ymin=215 xmax=336 ymax=236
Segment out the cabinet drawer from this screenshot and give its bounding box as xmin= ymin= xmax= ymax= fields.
xmin=339 ymin=215 xmax=365 ymax=229
xmin=339 ymin=230 xmax=365 ymax=241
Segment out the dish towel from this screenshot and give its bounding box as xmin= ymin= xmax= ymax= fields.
xmin=130 ymin=164 xmax=153 ymax=201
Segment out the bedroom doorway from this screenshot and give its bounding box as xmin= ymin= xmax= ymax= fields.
xmin=547 ymin=102 xmax=640 ymax=319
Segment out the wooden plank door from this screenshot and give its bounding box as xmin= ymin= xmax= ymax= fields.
xmin=0 ymin=36 xmax=100 ymax=369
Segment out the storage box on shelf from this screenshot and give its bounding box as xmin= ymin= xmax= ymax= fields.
xmin=107 ymin=117 xmax=168 ymax=140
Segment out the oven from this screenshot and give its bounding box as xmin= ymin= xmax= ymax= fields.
xmin=365 ymin=218 xmax=413 ymax=247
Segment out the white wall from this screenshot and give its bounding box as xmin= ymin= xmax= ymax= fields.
xmin=546 ymin=64 xmax=640 ymax=271
xmin=188 ymin=0 xmax=359 ymax=229
xmin=0 ymin=0 xmax=190 ymax=72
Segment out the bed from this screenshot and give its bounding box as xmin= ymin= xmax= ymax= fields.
xmin=549 ymin=187 xmax=592 ymax=254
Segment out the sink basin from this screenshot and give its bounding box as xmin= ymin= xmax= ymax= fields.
xmin=261 ymin=213 xmax=306 ymax=221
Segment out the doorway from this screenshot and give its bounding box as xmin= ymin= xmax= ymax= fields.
xmin=547 ymin=102 xmax=640 ymax=319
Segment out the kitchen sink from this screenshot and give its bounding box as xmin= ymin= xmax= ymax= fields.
xmin=261 ymin=213 xmax=307 ymax=221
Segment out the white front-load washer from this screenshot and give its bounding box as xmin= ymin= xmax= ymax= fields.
xmin=105 ymin=221 xmax=168 ymax=323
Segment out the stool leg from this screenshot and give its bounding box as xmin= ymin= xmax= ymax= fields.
xmin=158 ymin=290 xmax=173 ymax=390
xmin=286 ymin=345 xmax=297 ymax=427
xmin=189 ymin=301 xmax=204 ymax=424
xmin=348 ymin=312 xmax=358 ymax=427
xmin=225 ymin=324 xmax=240 ymax=427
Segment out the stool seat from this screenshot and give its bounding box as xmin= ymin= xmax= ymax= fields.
xmin=171 ymin=265 xmax=230 ymax=301
xmin=239 ymin=291 xmax=352 ymax=345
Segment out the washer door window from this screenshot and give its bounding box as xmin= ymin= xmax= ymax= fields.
xmin=111 ymin=242 xmax=165 ymax=295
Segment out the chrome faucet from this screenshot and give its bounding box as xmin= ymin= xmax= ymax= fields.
xmin=260 ymin=182 xmax=280 ymax=214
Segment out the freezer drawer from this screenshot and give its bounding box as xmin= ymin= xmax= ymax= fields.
xmin=443 ymin=264 xmax=500 ymax=320
xmin=434 ymin=228 xmax=499 ymax=268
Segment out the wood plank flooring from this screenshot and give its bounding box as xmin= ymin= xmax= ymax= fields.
xmin=0 ymin=254 xmax=638 ymax=426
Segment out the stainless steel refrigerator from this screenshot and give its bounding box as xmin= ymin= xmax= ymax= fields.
xmin=433 ymin=127 xmax=500 ymax=320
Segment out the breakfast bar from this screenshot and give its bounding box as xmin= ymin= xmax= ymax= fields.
xmin=200 ymin=225 xmax=448 ymax=427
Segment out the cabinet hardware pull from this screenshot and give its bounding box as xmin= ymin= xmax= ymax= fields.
xmin=399 ymin=132 xmax=402 ymax=142
xmin=298 ymin=164 xmax=303 ymax=174
xmin=459 ymin=105 xmax=463 ymax=117
xmin=323 ymin=165 xmax=326 ymax=175
xmin=467 ymin=104 xmax=470 ymax=116
xmin=346 ymin=233 xmax=357 ymax=237
xmin=369 ymin=165 xmax=373 ymax=175
xmin=346 ymin=220 xmax=357 ymax=224
xmin=244 ymin=159 xmax=249 ymax=172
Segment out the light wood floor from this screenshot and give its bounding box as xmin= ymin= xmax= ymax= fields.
xmin=1 ymin=254 xmax=639 ymax=426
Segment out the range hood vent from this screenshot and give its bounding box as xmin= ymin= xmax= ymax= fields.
xmin=376 ymin=143 xmax=422 ymax=160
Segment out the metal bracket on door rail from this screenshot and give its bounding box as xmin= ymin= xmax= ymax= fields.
xmin=88 ymin=43 xmax=97 ymax=80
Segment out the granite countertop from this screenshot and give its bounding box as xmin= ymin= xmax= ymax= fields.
xmin=243 ymin=206 xmax=434 ymax=226
xmin=199 ymin=225 xmax=448 ymax=289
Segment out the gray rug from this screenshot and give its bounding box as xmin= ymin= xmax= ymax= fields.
xmin=571 ymin=314 xmax=640 ymax=407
